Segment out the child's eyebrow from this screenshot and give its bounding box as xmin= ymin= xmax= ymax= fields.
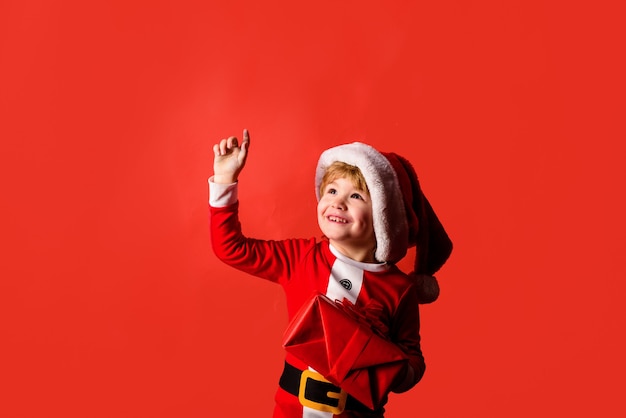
xmin=325 ymin=179 xmax=368 ymax=193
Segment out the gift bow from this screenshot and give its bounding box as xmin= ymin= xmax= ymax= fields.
xmin=335 ymin=298 xmax=390 ymax=340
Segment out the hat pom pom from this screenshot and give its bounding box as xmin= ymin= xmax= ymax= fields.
xmin=411 ymin=273 xmax=440 ymax=304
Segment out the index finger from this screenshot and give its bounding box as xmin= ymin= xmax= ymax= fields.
xmin=242 ymin=129 xmax=250 ymax=149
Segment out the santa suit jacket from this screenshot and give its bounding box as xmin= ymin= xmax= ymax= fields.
xmin=209 ymin=180 xmax=425 ymax=418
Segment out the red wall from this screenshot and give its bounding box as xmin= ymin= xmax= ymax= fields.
xmin=2 ymin=1 xmax=625 ymax=417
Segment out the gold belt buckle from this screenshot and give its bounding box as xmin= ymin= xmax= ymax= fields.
xmin=298 ymin=369 xmax=347 ymax=414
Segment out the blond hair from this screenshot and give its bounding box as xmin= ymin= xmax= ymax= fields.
xmin=319 ymin=161 xmax=369 ymax=196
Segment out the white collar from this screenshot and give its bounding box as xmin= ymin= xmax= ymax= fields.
xmin=329 ymin=244 xmax=389 ymax=273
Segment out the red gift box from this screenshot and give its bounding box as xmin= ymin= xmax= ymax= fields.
xmin=282 ymin=293 xmax=408 ymax=410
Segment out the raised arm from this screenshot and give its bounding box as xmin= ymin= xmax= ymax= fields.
xmin=209 ymin=129 xmax=315 ymax=283
xmin=212 ymin=129 xmax=250 ymax=184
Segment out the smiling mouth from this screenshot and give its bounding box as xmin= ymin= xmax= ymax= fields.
xmin=328 ymin=216 xmax=348 ymax=224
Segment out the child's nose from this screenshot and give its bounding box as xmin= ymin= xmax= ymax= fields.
xmin=331 ymin=196 xmax=347 ymax=209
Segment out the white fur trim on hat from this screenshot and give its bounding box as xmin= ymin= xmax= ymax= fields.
xmin=315 ymin=142 xmax=409 ymax=263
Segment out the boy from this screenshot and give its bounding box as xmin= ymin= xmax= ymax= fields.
xmin=209 ymin=130 xmax=452 ymax=417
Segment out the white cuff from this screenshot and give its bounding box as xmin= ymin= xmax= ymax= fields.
xmin=208 ymin=177 xmax=238 ymax=207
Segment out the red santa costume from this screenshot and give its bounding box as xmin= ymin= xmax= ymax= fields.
xmin=209 ymin=142 xmax=452 ymax=418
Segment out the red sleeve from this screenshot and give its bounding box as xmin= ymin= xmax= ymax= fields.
xmin=210 ymin=202 xmax=316 ymax=284
xmin=390 ymin=282 xmax=426 ymax=391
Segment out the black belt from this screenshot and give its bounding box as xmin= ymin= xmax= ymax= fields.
xmin=279 ymin=361 xmax=375 ymax=414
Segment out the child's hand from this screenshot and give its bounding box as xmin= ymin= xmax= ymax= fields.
xmin=212 ymin=129 xmax=250 ymax=184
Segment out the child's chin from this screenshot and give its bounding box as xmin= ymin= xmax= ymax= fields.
xmin=322 ymin=225 xmax=350 ymax=237
xmin=321 ymin=231 xmax=346 ymax=242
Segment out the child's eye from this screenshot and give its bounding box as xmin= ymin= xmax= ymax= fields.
xmin=327 ymin=188 xmax=337 ymax=195
xmin=351 ymin=193 xmax=363 ymax=200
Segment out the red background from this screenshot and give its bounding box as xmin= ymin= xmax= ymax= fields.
xmin=1 ymin=1 xmax=625 ymax=417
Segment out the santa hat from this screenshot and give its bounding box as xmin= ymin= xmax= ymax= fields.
xmin=315 ymin=142 xmax=453 ymax=303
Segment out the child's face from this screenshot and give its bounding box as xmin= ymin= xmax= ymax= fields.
xmin=317 ymin=176 xmax=376 ymax=262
